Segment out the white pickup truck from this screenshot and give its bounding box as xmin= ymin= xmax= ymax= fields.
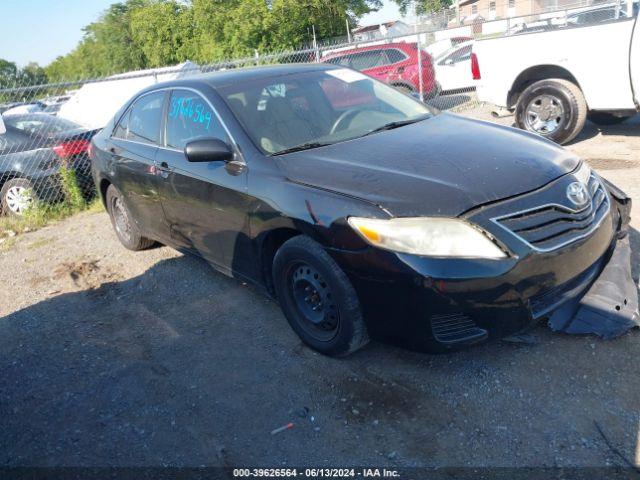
xmin=473 ymin=13 xmax=639 ymax=144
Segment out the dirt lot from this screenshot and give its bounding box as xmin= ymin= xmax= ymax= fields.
xmin=1 ymin=110 xmax=640 ymax=471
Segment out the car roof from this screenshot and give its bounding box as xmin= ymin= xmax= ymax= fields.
xmin=323 ymin=42 xmax=414 ymax=58
xmin=139 ymin=63 xmax=340 ymax=95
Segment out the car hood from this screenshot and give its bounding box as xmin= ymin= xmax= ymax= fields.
xmin=274 ymin=113 xmax=580 ymax=217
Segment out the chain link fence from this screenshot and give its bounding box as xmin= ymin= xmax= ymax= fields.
xmin=0 ymin=0 xmax=635 ymax=218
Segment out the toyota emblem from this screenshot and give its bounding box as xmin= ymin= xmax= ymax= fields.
xmin=566 ymin=181 xmax=590 ymax=207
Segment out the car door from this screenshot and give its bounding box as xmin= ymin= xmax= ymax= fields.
xmin=154 ymin=88 xmax=251 ymax=274
xmin=109 ymin=91 xmax=171 ymax=241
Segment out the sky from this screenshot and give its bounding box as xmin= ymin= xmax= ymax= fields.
xmin=0 ymin=0 xmax=403 ymax=67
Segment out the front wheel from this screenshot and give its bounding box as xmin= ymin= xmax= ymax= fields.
xmin=515 ymin=78 xmax=587 ymax=145
xmin=272 ymin=235 xmax=369 ymax=357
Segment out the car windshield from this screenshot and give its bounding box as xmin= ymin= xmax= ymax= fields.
xmin=3 ymin=113 xmax=82 ymax=137
xmin=219 ymin=68 xmax=432 ymax=155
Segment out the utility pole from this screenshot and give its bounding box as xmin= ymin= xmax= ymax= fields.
xmin=312 ymin=25 xmax=320 ymax=62
xmin=346 ymin=18 xmax=352 ymax=43
xmin=456 ymin=0 xmax=461 ymax=25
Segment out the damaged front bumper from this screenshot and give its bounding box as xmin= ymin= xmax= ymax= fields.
xmin=333 ymin=176 xmax=639 ymax=352
xmin=548 ymin=181 xmax=639 ymax=339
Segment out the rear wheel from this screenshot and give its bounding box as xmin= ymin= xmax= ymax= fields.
xmin=105 ymin=185 xmax=155 ymax=251
xmin=515 ymin=78 xmax=587 ymax=145
xmin=588 ymin=111 xmax=633 ymax=125
xmin=272 ymin=235 xmax=368 ymax=357
xmin=0 ymin=178 xmax=34 ymax=216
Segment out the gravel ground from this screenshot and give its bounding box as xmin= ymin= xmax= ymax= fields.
xmin=1 ymin=108 xmax=640 ymax=470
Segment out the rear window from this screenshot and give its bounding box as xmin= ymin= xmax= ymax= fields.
xmin=3 ymin=114 xmax=82 ymax=137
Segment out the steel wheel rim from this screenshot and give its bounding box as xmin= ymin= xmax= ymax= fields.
xmin=525 ymin=94 xmax=565 ymax=134
xmin=112 ymin=196 xmax=132 ymax=242
xmin=289 ymin=262 xmax=340 ymax=342
xmin=5 ymin=186 xmax=31 ymax=214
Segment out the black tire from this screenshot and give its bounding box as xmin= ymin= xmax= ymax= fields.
xmin=105 ymin=185 xmax=155 ymax=251
xmin=0 ymin=178 xmax=34 ymax=216
xmin=588 ymin=111 xmax=633 ymax=125
xmin=272 ymin=235 xmax=369 ymax=357
xmin=515 ymin=78 xmax=587 ymax=145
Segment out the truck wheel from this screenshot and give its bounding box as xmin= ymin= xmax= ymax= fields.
xmin=515 ymin=78 xmax=587 ymax=145
xmin=588 ymin=112 xmax=633 ymax=125
xmin=272 ymin=235 xmax=369 ymax=357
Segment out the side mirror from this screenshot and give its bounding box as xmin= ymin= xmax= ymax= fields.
xmin=0 ymin=115 xmax=6 ymax=135
xmin=185 ymin=138 xmax=233 ymax=163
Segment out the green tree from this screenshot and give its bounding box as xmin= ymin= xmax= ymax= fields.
xmin=267 ymin=0 xmax=378 ymax=49
xmin=18 ymin=62 xmax=48 ymax=86
xmin=0 ymin=59 xmax=19 ymax=88
xmin=392 ymin=0 xmax=452 ymax=15
xmin=130 ymin=1 xmax=195 ymax=67
xmin=44 ymin=0 xmax=382 ymax=79
xmin=46 ymin=0 xmax=149 ymax=80
xmin=0 ymin=60 xmax=49 ymax=102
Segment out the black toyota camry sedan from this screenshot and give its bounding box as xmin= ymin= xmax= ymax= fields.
xmin=90 ymin=64 xmax=638 ymax=356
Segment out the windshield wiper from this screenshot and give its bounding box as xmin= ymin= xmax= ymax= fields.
xmin=363 ymin=115 xmax=431 ymax=137
xmin=271 ymin=141 xmax=333 ymax=156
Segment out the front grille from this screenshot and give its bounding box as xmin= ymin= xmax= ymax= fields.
xmin=430 ymin=313 xmax=487 ymax=344
xmin=493 ymin=175 xmax=609 ymax=252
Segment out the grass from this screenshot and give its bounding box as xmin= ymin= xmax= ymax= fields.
xmin=0 ymin=166 xmax=103 ymax=240
xmin=0 ymin=236 xmax=17 ymax=253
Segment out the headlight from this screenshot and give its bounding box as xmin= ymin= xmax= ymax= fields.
xmin=348 ymin=217 xmax=507 ymax=259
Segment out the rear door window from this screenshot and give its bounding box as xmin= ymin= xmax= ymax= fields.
xmin=385 ymin=49 xmax=407 ymax=64
xmin=165 ymin=89 xmax=229 ymax=150
xmin=125 ymin=91 xmax=165 ymax=145
xmin=349 ymin=50 xmax=388 ymax=70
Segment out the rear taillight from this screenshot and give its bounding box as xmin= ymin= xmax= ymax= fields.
xmin=53 ymin=139 xmax=90 ymax=159
xmin=471 ymin=53 xmax=481 ymax=80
